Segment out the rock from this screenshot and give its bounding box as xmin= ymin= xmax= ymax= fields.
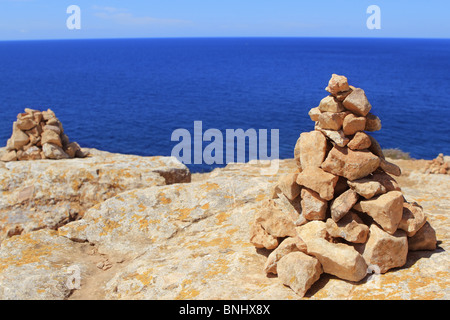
xmin=296 ymin=166 xmax=339 ymax=201
xmin=301 ymin=188 xmax=328 ymax=221
xmin=264 ymin=237 xmax=307 ymax=274
xmin=42 ymin=109 xmax=56 ymax=121
xmin=276 ymin=173 xmax=301 ymax=201
xmin=365 ymin=113 xmax=382 ymax=132
xmin=17 ymin=118 xmax=37 ymax=131
xmin=408 ymin=222 xmax=437 ymax=251
xmin=42 ymin=143 xmax=69 ymax=160
xmin=296 ymin=220 xmax=328 ymax=243
xmin=273 ymin=194 xmax=301 ymax=226
xmin=18 ymin=146 xmax=41 ymax=161
xmin=318 ymin=96 xmax=345 ymax=113
xmin=308 ymin=107 xmax=321 ymax=122
xmin=362 ymin=224 xmax=408 ymax=273
xmin=379 ymin=158 xmax=402 ymax=177
xmin=371 ymin=171 xmax=401 ymax=192
xmin=0 ymin=230 xmax=85 ymax=299
xmin=255 ymin=201 xmax=297 ymax=238
xmin=398 ymin=202 xmax=427 ymax=237
xmin=330 ymin=189 xmax=359 ymax=222
xmin=64 ymin=142 xmax=81 ymax=159
xmin=325 ymin=74 xmax=350 ymax=96
xmin=321 ymin=146 xmax=381 ymax=181
xmin=0 ymin=149 xmax=191 ymax=242
xmin=41 ymin=130 xmax=62 ymax=148
xmin=347 ymin=176 xmax=387 ymax=199
xmin=326 ymin=212 xmax=369 ymax=243
xmin=277 ymin=252 xmax=323 ymax=297
xmin=353 ymin=191 xmax=404 ymax=234
xmin=250 ymin=222 xmax=279 ymax=250
xmin=11 ymin=124 xmax=30 ymax=150
xmin=306 ymin=238 xmax=368 ymax=282
xmin=43 ymin=125 xmax=62 ymax=135
xmin=347 ymin=132 xmax=372 ymax=151
xmin=1 ymin=150 xmax=18 ymax=162
xmin=367 ymin=135 xmax=385 ymax=159
xmin=0 ymin=157 xmax=446 ymax=300
xmin=342 ymin=114 xmax=366 ymax=136
xmin=342 ymin=88 xmax=372 ymax=116
xmin=298 ymin=131 xmax=328 ymax=168
xmin=315 ymin=127 xmax=349 ymax=147
xmin=317 ymin=112 xmax=345 ymax=131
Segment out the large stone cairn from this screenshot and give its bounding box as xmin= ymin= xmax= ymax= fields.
xmin=250 ymin=74 xmax=438 ymax=297
xmin=1 ymin=108 xmax=87 ymax=162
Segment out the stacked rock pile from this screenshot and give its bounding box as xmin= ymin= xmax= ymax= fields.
xmin=250 ymin=74 xmax=437 ymax=297
xmin=422 ymin=153 xmax=450 ymax=175
xmin=1 ymin=108 xmax=87 ymax=162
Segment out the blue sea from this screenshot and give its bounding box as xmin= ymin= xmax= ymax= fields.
xmin=0 ymin=38 xmax=449 ymax=172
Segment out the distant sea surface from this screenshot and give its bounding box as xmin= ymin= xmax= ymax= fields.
xmin=0 ymin=38 xmax=449 ymax=172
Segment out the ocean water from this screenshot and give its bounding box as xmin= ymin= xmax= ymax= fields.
xmin=0 ymin=38 xmax=449 ymax=172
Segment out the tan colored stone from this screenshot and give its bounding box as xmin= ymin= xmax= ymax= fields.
xmin=306 ymin=238 xmax=367 ymax=282
xmin=317 ymin=112 xmax=345 ymax=131
xmin=353 ymin=191 xmax=404 ymax=234
xmin=371 ymin=171 xmax=401 ymax=192
xmin=276 ymin=173 xmax=301 ymax=201
xmin=273 ymin=193 xmax=301 ymax=223
xmin=308 ymin=107 xmax=321 ymax=122
xmin=318 ymin=96 xmax=345 ymax=113
xmin=342 ymin=113 xmax=366 ymax=136
xmin=43 ymin=125 xmax=61 ymax=135
xmin=326 ymin=212 xmax=369 ymax=243
xmin=17 ymin=118 xmax=36 ymax=131
xmin=296 ymin=220 xmax=328 ymax=243
xmin=42 ymin=109 xmax=56 ymax=121
xmin=249 ymin=222 xmax=279 ymax=250
xmin=255 ymin=201 xmax=297 ymax=238
xmin=347 ymin=132 xmax=372 ymax=150
xmin=1 ymin=150 xmax=18 ymax=162
xmin=315 ymin=127 xmax=349 ymax=147
xmin=42 ymin=143 xmax=69 ymax=160
xmin=330 ymin=189 xmax=359 ymax=222
xmin=264 ymin=237 xmax=307 ymax=274
xmin=321 ymin=146 xmax=380 ymax=181
xmin=301 ymin=188 xmax=328 ymax=221
xmin=296 ymin=166 xmax=338 ymax=201
xmin=367 ymin=135 xmax=385 ymax=159
xmin=64 ymin=142 xmax=82 ymax=159
xmin=41 ymin=130 xmax=62 ymax=148
xmin=365 ymin=112 xmax=382 ymax=132
xmin=407 ymin=221 xmax=437 ymax=251
xmin=342 ymin=88 xmax=372 ymax=116
xmin=398 ymin=202 xmax=427 ymax=237
xmin=325 ymin=74 xmax=350 ymax=96
xmin=379 ymin=158 xmax=402 ymax=176
xmin=17 ymin=146 xmax=42 ymax=161
xmin=11 ymin=124 xmax=30 ymax=150
xmin=347 ymin=176 xmax=387 ymax=199
xmin=362 ymin=224 xmax=408 ymax=273
xmin=277 ymin=252 xmax=323 ymax=297
xmin=298 ymin=130 xmax=328 ymax=169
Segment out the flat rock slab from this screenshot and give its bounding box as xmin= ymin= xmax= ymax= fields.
xmin=0 ymin=148 xmax=190 ymax=242
xmin=0 ymin=158 xmax=448 ymax=300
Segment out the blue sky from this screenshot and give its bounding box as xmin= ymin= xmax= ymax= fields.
xmin=0 ymin=0 xmax=449 ymax=40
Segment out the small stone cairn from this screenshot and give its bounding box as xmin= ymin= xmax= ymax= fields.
xmin=423 ymin=153 xmax=450 ymax=175
xmin=250 ymin=74 xmax=437 ymax=297
xmin=1 ymin=108 xmax=87 ymax=162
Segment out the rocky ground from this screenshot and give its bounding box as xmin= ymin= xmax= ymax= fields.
xmin=0 ymin=151 xmax=448 ymax=300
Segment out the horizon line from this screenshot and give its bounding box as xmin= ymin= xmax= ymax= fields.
xmin=1 ymin=35 xmax=449 ymax=42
